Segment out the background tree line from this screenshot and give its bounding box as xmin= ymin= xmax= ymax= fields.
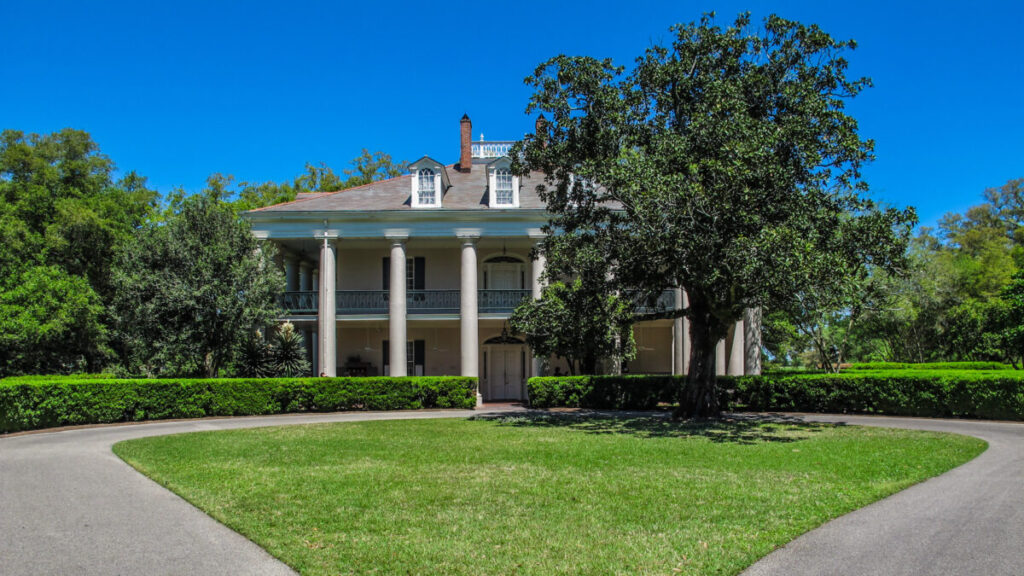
xmin=0 ymin=127 xmax=404 ymax=378
xmin=763 ymin=178 xmax=1024 ymax=369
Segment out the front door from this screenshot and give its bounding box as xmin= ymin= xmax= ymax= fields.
xmin=485 ymin=345 xmax=525 ymax=400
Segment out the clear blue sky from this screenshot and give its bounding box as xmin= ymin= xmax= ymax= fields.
xmin=2 ymin=0 xmax=1021 ymax=227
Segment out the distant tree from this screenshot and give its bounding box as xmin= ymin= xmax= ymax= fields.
xmin=512 ymin=13 xmax=914 ymax=416
xmin=0 ymin=128 xmax=158 ymax=376
xmin=113 ymin=195 xmax=284 ymax=377
xmin=0 ymin=266 xmax=107 ymax=375
xmin=341 ymin=149 xmax=408 ymax=188
xmin=999 ymin=270 xmax=1024 ymax=367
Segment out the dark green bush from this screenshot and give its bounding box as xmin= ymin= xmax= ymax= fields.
xmin=527 ymin=375 xmax=683 ymax=410
xmin=845 ymin=361 xmax=1013 ymax=371
xmin=0 ymin=376 xmax=478 ymax=434
xmin=728 ymin=371 xmax=1024 ymax=420
xmin=528 ymin=371 xmax=1024 ymax=420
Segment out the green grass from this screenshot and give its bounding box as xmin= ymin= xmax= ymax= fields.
xmin=113 ymin=415 xmax=985 ymax=575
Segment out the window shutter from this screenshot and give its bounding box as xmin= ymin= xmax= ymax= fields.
xmin=383 ymin=257 xmax=390 ymax=291
xmin=414 ymin=257 xmax=425 ymax=290
xmin=383 ymin=340 xmax=389 ymax=368
xmin=414 ymin=340 xmax=425 ymax=372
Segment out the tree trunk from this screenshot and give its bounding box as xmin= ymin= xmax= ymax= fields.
xmin=675 ymin=308 xmax=721 ymax=419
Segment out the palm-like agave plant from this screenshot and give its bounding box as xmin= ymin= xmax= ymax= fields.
xmin=273 ymin=322 xmax=311 ymax=377
xmin=237 ymin=329 xmax=274 ymax=378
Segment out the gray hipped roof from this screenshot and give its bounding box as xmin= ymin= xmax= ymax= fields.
xmin=248 ymin=163 xmax=549 ymax=213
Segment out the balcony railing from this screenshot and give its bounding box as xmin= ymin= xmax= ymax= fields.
xmin=479 ymin=289 xmax=531 ymax=313
xmin=632 ymin=289 xmax=677 ymax=315
xmin=281 ymin=291 xmax=318 ymax=314
xmin=280 ymin=289 xmax=532 ymax=315
xmin=281 ymin=289 xmax=677 ymax=316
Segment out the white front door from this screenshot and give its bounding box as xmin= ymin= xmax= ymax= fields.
xmin=485 ymin=345 xmax=525 ymax=400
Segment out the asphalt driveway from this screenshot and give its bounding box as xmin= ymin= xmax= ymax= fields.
xmin=1 ymin=410 xmax=1020 ymax=575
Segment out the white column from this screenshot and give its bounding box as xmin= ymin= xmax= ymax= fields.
xmin=716 ymin=339 xmax=727 ymax=376
xmin=285 ymin=255 xmax=299 ymax=292
xmin=744 ymin=307 xmax=763 ymax=375
xmin=672 ymin=288 xmax=684 ymax=376
xmin=459 ymin=237 xmax=480 ymax=405
xmin=299 ymin=262 xmax=312 ymax=292
xmin=311 ymin=330 xmax=319 ymax=376
xmin=530 ymin=243 xmax=546 ymax=378
xmin=682 ymin=291 xmax=691 ymax=374
xmin=388 ymin=238 xmax=408 ymax=376
xmin=726 ymin=319 xmax=745 ymax=376
xmin=318 ymin=239 xmax=336 ymax=376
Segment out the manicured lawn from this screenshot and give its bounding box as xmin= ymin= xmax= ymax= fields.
xmin=113 ymin=415 xmax=985 ymax=575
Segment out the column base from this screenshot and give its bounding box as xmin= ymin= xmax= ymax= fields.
xmin=476 ymin=392 xmax=484 ymax=408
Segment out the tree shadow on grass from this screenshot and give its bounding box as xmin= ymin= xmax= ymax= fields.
xmin=471 ymin=411 xmax=838 ymax=444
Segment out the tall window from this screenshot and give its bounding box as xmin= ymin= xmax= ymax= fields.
xmin=495 ymin=168 xmax=513 ymax=205
xmin=418 ymin=169 xmax=436 ymax=205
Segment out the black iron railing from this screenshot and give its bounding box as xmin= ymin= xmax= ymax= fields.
xmin=479 ymin=289 xmax=531 ymax=313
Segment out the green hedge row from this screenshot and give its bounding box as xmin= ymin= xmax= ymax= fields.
xmin=0 ymin=377 xmax=478 ymax=434
xmin=731 ymin=372 xmax=1024 ymax=420
xmin=845 ymin=361 xmax=1013 ymax=371
xmin=527 ymin=372 xmax=1024 ymax=420
xmin=527 ymin=375 xmax=684 ymax=410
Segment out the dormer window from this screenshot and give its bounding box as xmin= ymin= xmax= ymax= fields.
xmin=487 ymin=157 xmax=519 ymax=208
xmin=417 ymin=169 xmax=436 ymax=205
xmin=495 ymin=169 xmax=514 ymax=205
xmin=408 ymin=156 xmax=448 ymax=208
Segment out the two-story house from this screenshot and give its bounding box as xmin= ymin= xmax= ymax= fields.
xmin=243 ymin=115 xmax=756 ymax=402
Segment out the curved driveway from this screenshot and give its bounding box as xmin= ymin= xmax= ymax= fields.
xmin=1 ymin=410 xmax=1021 ymax=576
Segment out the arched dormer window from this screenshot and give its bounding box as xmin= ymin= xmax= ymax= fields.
xmin=487 ymin=157 xmax=519 ymax=208
xmin=495 ymin=168 xmax=513 ymax=205
xmin=408 ymin=156 xmax=448 ymax=208
xmin=417 ymin=168 xmax=436 ymax=205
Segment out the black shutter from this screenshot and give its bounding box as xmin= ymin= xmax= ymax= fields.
xmin=383 ymin=340 xmax=389 ymax=370
xmin=414 ymin=340 xmax=425 ymax=374
xmin=382 ymin=257 xmax=390 ymax=291
xmin=414 ymin=257 xmax=425 ymax=290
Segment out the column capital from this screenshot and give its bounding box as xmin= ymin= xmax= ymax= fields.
xmin=457 ymin=234 xmax=479 ymax=245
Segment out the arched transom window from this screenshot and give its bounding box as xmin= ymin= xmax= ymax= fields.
xmin=495 ymin=168 xmax=514 ymax=205
xmin=417 ymin=168 xmax=436 ymax=205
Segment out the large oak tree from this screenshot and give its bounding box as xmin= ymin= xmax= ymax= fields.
xmin=512 ymin=13 xmax=915 ymax=416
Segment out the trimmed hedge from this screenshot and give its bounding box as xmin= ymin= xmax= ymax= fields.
xmin=527 ymin=375 xmax=683 ymax=410
xmin=731 ymin=371 xmax=1024 ymax=420
xmin=528 ymin=371 xmax=1024 ymax=420
xmin=0 ymin=376 xmax=478 ymax=434
xmin=845 ymin=362 xmax=1013 ymax=371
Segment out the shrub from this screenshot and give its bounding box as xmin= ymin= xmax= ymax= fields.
xmin=728 ymin=370 xmax=1024 ymax=420
xmin=527 ymin=371 xmax=1024 ymax=420
xmin=845 ymin=361 xmax=1013 ymax=371
xmin=0 ymin=376 xmax=477 ymax=434
xmin=527 ymin=375 xmax=682 ymax=410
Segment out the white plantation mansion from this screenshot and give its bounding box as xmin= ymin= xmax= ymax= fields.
xmin=244 ymin=115 xmax=758 ymax=402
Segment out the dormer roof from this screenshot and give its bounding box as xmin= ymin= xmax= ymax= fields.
xmin=408 ymin=156 xmax=451 ymax=189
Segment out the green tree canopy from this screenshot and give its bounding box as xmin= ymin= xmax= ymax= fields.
xmin=112 ymin=194 xmax=284 ymax=377
xmin=512 ymin=13 xmax=915 ymax=416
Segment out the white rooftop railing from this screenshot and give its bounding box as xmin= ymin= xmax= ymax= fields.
xmin=471 ymin=141 xmax=514 ymax=159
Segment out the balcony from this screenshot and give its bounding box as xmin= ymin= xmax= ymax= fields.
xmin=281 ymin=289 xmax=532 ymax=316
xmin=632 ymin=290 xmax=677 ymax=315
xmin=282 ymin=288 xmax=676 ymax=316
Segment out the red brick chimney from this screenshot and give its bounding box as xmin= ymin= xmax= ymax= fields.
xmin=459 ymin=114 xmax=472 ymax=172
xmin=535 ymin=114 xmax=546 ymax=147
